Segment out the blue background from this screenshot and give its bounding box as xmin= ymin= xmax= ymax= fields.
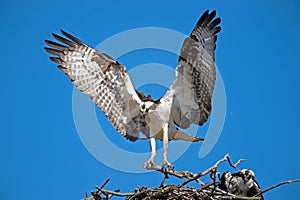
xmin=1 ymin=0 xmax=300 ymax=199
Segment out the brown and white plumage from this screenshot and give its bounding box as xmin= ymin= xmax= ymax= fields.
xmin=168 ymin=10 xmax=220 ymax=130
xmin=45 ymin=30 xmax=146 ymax=141
xmin=219 ymin=169 xmax=264 ymax=199
xmin=45 ymin=10 xmax=221 ymax=169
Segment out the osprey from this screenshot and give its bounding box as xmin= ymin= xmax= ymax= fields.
xmin=219 ymin=169 xmax=264 ymax=199
xmin=45 ymin=10 xmax=221 ymax=169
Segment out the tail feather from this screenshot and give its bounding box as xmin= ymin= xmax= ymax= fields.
xmin=170 ymin=130 xmax=204 ymax=142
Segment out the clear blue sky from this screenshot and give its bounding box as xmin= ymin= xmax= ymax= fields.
xmin=1 ymin=0 xmax=300 ymax=199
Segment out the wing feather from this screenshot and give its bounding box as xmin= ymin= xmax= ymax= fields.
xmin=165 ymin=10 xmax=221 ymax=129
xmin=45 ymin=40 xmax=68 ymax=51
xmin=45 ymin=30 xmax=144 ymax=141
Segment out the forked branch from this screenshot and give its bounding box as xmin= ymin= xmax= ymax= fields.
xmin=83 ymin=154 xmax=299 ymax=200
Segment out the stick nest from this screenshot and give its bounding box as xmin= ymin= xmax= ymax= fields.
xmin=83 ymin=154 xmax=299 ymax=200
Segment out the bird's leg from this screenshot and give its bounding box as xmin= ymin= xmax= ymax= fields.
xmin=163 ymin=123 xmax=174 ymax=169
xmin=143 ymin=137 xmax=159 ymax=169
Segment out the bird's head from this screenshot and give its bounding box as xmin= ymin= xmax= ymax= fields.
xmin=141 ymin=101 xmax=154 ymax=113
xmin=240 ymin=169 xmax=255 ymax=183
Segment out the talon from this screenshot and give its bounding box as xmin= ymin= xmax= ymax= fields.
xmin=144 ymin=160 xmax=160 ymax=170
xmin=163 ymin=161 xmax=174 ymax=170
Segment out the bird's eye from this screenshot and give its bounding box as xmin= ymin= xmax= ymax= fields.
xmin=141 ymin=104 xmax=145 ymax=109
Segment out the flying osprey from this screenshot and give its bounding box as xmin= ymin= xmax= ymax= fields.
xmin=219 ymin=169 xmax=264 ymax=199
xmin=45 ymin=10 xmax=221 ymax=169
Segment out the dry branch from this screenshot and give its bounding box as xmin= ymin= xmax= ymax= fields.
xmin=82 ymin=154 xmax=299 ymax=200
xmin=254 ymin=179 xmax=300 ymax=197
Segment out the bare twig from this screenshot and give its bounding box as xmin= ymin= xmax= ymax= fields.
xmin=228 ymin=158 xmax=247 ymax=171
xmin=254 ymin=179 xmax=300 ymax=197
xmin=100 ymin=178 xmax=111 ymax=189
xmin=82 ymin=154 xmax=299 ymax=200
xmin=216 ymin=196 xmax=262 ymax=200
xmin=98 ymin=189 xmax=134 ymax=197
xmin=210 ymin=169 xmax=217 ymax=195
xmin=178 ymin=154 xmax=230 ymax=187
xmin=145 ymin=154 xmax=244 ymax=188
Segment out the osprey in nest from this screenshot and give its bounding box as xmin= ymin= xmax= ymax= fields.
xmin=45 ymin=10 xmax=221 ymax=169
xmin=219 ymin=169 xmax=264 ymax=199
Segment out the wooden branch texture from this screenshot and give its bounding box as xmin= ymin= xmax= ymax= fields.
xmin=82 ymin=154 xmax=299 ymax=200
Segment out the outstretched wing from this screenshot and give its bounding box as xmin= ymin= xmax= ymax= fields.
xmin=45 ymin=30 xmax=144 ymax=141
xmin=167 ymin=10 xmax=221 ymax=129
